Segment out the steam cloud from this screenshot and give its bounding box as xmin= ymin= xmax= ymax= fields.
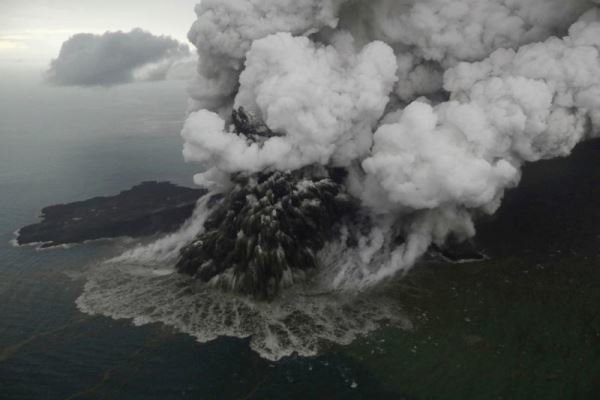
xmin=47 ymin=29 xmax=192 ymax=86
xmin=182 ymin=0 xmax=600 ymax=288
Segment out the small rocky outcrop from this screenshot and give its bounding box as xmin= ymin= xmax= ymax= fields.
xmin=231 ymin=106 xmax=282 ymax=142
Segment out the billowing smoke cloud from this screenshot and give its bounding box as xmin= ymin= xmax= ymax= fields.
xmin=340 ymin=0 xmax=594 ymax=101
xmin=186 ymin=0 xmax=346 ymax=111
xmin=182 ymin=0 xmax=600 ymax=288
xmin=182 ymin=32 xmax=397 ymax=176
xmin=46 ymin=29 xmax=192 ymax=86
xmin=186 ymin=0 xmax=594 ymax=109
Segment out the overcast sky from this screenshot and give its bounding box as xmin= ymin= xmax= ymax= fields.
xmin=0 ymin=0 xmax=199 ymax=65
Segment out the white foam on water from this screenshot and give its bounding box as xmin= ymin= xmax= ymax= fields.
xmin=75 ymin=196 xmax=412 ymax=361
xmin=9 ymin=229 xmax=21 ymax=247
xmin=9 ymin=229 xmax=49 ymax=249
xmin=76 ymin=260 xmax=410 ymax=361
xmin=10 ymin=228 xmax=140 ymax=250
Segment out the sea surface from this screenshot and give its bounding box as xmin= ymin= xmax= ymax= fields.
xmin=0 ymin=67 xmax=599 ymax=399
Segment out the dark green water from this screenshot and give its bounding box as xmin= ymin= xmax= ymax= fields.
xmin=0 ymin=69 xmax=598 ymax=399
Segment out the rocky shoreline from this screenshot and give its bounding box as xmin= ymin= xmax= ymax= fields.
xmin=16 ymin=181 xmax=206 ymax=249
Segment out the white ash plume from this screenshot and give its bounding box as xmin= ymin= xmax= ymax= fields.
xmin=183 ymin=32 xmax=397 ymax=185
xmin=357 ymin=8 xmax=600 ymax=280
xmin=338 ymin=0 xmax=595 ymax=102
xmin=186 ymin=0 xmax=347 ymax=112
xmin=182 ymin=0 xmax=600 ymax=290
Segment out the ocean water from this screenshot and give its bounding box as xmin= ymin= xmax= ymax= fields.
xmin=0 ymin=68 xmax=406 ymax=399
xmin=1 ymin=67 xmax=599 ymax=400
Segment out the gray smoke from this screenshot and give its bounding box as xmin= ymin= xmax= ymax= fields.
xmin=46 ymin=28 xmax=191 ymax=86
xmin=181 ymin=0 xmax=600 ymax=288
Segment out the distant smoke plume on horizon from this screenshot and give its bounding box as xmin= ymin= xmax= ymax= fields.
xmin=46 ymin=28 xmax=193 ymax=86
xmin=180 ymin=0 xmax=600 ymax=288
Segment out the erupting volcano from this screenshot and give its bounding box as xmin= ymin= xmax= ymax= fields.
xmin=6 ymin=0 xmax=600 ymax=394
xmin=172 ymin=0 xmax=600 ymax=298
